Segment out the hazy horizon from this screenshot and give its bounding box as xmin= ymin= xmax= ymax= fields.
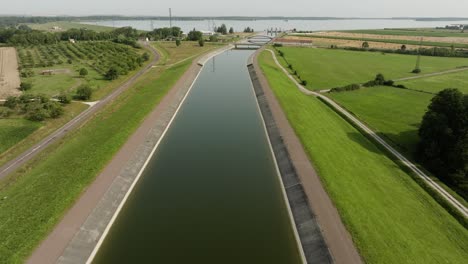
xmin=1 ymin=0 xmax=467 ymax=18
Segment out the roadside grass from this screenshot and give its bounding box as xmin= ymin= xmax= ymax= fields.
xmin=0 ymin=119 xmax=42 ymax=154
xmin=26 ymin=21 xmax=113 ymax=32
xmin=340 ymin=28 xmax=468 ymax=38
xmin=258 ymin=50 xmax=468 ymax=264
xmin=329 ymin=86 xmax=432 ymax=156
xmin=277 ymin=47 xmax=468 ymax=90
xmin=398 ymin=71 xmax=468 ymax=94
xmin=298 ymin=34 xmax=468 ymax=49
xmin=0 ymin=102 xmax=88 ymax=168
xmin=0 ymin=43 xmax=216 ymax=263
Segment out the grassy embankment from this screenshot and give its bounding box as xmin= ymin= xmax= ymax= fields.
xmin=258 ymin=50 xmax=468 ymax=264
xmin=340 ymin=28 xmax=468 ymax=38
xmin=277 ymin=47 xmax=468 ymax=90
xmin=0 ymin=41 xmax=221 ymax=263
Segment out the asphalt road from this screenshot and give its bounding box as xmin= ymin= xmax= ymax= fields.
xmin=0 ymin=42 xmax=160 ymax=181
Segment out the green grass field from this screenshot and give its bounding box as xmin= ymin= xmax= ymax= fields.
xmin=26 ymin=21 xmax=113 ymax=32
xmin=0 ymin=119 xmax=42 ymax=154
xmin=277 ymin=47 xmax=468 ymax=90
xmin=258 ymin=50 xmax=468 ymax=264
xmin=0 ymin=43 xmax=221 ymax=263
xmin=329 ymin=87 xmax=433 ymax=155
xmin=340 ymin=28 xmax=468 ymax=38
xmin=398 ymin=71 xmax=468 ymax=94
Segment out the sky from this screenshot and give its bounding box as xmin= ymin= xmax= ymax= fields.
xmin=0 ymin=0 xmax=467 ymax=17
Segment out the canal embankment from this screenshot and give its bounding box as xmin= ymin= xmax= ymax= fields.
xmin=249 ymin=49 xmax=362 ymax=264
xmin=27 ymin=46 xmax=231 ymax=264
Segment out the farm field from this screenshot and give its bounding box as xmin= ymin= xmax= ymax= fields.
xmin=26 ymin=21 xmax=113 ymax=32
xmin=258 ymin=50 xmax=468 ymax=264
xmin=17 ymin=41 xmax=144 ymax=98
xmin=0 ymin=42 xmax=221 ymax=263
xmin=329 ymin=87 xmax=433 ymax=155
xmin=277 ymin=47 xmax=468 ymax=90
xmin=0 ymin=47 xmax=21 ymax=98
xmin=340 ymin=28 xmax=468 ymax=38
xmin=398 ymin=71 xmax=468 ymax=94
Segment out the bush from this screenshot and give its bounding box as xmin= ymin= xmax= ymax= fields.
xmin=198 ymin=38 xmax=205 ymax=47
xmin=79 ymin=68 xmax=88 ymax=77
xmin=278 ymin=50 xmax=284 ymax=57
xmin=142 ymin=52 xmax=150 ymax=61
xmin=0 ymin=109 xmax=13 ymax=118
xmin=331 ymin=83 xmax=361 ymax=92
xmin=57 ymin=93 xmax=71 ymax=104
xmin=273 ymin=43 xmax=283 ymax=47
xmin=301 ymin=80 xmax=308 ymax=86
xmin=4 ymin=96 xmax=18 ymax=109
xmin=20 ymin=69 xmax=34 ymax=78
xmin=75 ymin=85 xmax=93 ymax=100
xmin=383 ymin=80 xmax=395 ymax=86
xmin=19 ymin=82 xmax=32 ymax=91
xmin=412 ymin=68 xmax=421 ymax=74
xmin=209 ymin=35 xmax=218 ymax=42
xmin=395 ymin=84 xmax=407 ymax=89
xmin=362 ymin=41 xmax=369 ymax=48
xmin=67 ymin=59 xmax=73 ymax=64
xmin=175 ymin=39 xmax=181 ymax=46
xmin=288 ymin=64 xmax=293 ymax=70
xmin=105 ymin=66 xmax=120 ymax=80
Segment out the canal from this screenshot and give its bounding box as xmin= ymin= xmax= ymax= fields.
xmin=92 ymin=50 xmax=303 ymax=263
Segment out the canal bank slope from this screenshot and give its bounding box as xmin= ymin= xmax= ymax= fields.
xmin=249 ymin=50 xmax=362 ymax=264
xmin=27 ymin=45 xmax=232 ymax=264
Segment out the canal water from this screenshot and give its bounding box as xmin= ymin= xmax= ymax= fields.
xmin=92 ymin=50 xmax=303 ymax=264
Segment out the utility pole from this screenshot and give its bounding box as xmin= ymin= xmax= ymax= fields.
xmin=169 ymin=8 xmax=172 ymax=28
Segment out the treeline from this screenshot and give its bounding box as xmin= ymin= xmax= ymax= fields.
xmin=0 ymin=25 xmax=141 ymax=47
xmin=145 ymin=27 xmax=182 ymax=40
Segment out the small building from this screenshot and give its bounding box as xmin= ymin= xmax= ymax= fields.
xmin=200 ymin=30 xmax=215 ymax=36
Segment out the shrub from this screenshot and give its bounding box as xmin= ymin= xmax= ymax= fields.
xmin=362 ymin=41 xmax=369 ymax=48
xmin=273 ymin=43 xmax=283 ymax=47
xmin=331 ymin=83 xmax=361 ymax=93
xmin=175 ymin=39 xmax=181 ymax=46
xmin=20 ymin=82 xmax=32 ymax=91
xmin=383 ymin=80 xmax=395 ymax=86
xmin=142 ymin=52 xmax=150 ymax=61
xmin=198 ymin=38 xmax=205 ymax=47
xmin=4 ymin=96 xmax=18 ymax=109
xmin=105 ymin=66 xmax=120 ymax=80
xmin=0 ymin=109 xmax=13 ymax=118
xmin=79 ymin=68 xmax=88 ymax=77
xmin=67 ymin=59 xmax=73 ymax=64
xmin=75 ymin=85 xmax=93 ymax=100
xmin=288 ymin=64 xmax=293 ymax=70
xmin=301 ymin=80 xmax=308 ymax=86
xmin=395 ymin=84 xmax=407 ymax=89
xmin=412 ymin=68 xmax=421 ymax=74
xmin=57 ymin=93 xmax=72 ymax=104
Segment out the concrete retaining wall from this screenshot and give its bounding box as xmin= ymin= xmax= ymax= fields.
xmin=248 ymin=64 xmax=332 ymax=264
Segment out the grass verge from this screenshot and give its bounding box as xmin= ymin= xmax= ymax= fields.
xmin=258 ymin=50 xmax=468 ymax=264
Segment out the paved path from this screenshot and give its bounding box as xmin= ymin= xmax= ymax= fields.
xmin=265 ymin=48 xmax=468 ymax=218
xmin=394 ymin=67 xmax=468 ymax=82
xmin=0 ymin=42 xmax=160 ymax=181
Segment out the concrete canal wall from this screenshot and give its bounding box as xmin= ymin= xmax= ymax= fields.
xmin=248 ymin=62 xmax=332 ymax=263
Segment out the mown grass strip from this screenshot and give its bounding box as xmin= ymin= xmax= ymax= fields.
xmin=258 ymin=50 xmax=468 ymax=264
xmin=0 ymin=53 xmax=193 ymax=263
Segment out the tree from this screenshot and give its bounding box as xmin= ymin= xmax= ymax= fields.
xmin=75 ymin=84 xmax=93 ymax=100
xmin=57 ymin=93 xmax=71 ymax=104
xmin=216 ymin=24 xmax=228 ymax=35
xmin=105 ymin=66 xmax=119 ymax=80
xmin=79 ymin=68 xmax=88 ymax=77
xmin=362 ymin=41 xmax=369 ymax=48
xmin=375 ymin=73 xmax=385 ymax=85
xmin=198 ymin=38 xmax=205 ymax=47
xmin=19 ymin=82 xmax=32 ymax=91
xmin=176 ymin=39 xmax=181 ymax=46
xmin=4 ymin=96 xmax=17 ymax=109
xmin=187 ymin=29 xmax=202 ymax=41
xmin=418 ymin=88 xmax=468 ymax=189
xmin=142 ymin=52 xmax=150 ymax=61
xmin=401 ymin=45 xmax=407 ymax=51
xmin=229 ymin=27 xmax=234 ymax=34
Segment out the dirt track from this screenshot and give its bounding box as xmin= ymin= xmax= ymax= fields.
xmin=0 ymin=47 xmax=21 ymax=99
